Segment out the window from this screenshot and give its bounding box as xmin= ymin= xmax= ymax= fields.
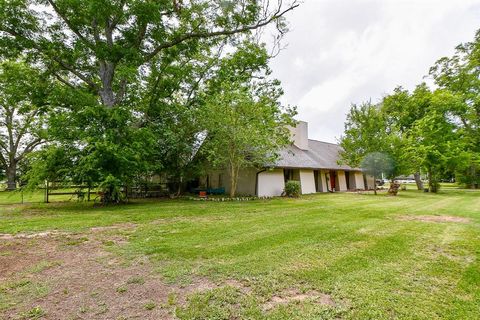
xmin=284 ymin=169 xmax=294 ymax=182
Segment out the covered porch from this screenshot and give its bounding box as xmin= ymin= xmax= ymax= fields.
xmin=281 ymin=168 xmax=366 ymax=194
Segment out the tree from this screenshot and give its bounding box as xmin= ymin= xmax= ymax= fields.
xmin=339 ymin=102 xmax=388 ymax=168
xmin=339 ymin=101 xmax=405 ymax=187
xmin=0 ymin=0 xmax=298 ymax=109
xmin=199 ymin=44 xmax=295 ymax=196
xmin=405 ymin=90 xmax=461 ymax=193
xmin=360 ymin=152 xmax=394 ymax=195
xmin=341 ymin=30 xmax=480 ymax=193
xmin=429 ymin=30 xmax=480 ymax=188
xmin=0 ymin=60 xmax=50 ymax=190
xmin=381 ymin=84 xmax=434 ymax=190
xmin=0 ymin=0 xmax=299 ymax=196
xmin=201 ymin=80 xmax=294 ymax=197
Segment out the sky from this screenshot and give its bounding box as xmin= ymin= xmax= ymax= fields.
xmin=269 ymin=0 xmax=480 ymax=143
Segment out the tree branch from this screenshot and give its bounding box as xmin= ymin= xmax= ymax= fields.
xmin=0 ymin=138 xmax=9 ymax=156
xmin=1 ymin=27 xmax=98 ymax=90
xmin=143 ymin=3 xmax=299 ymax=62
xmin=53 ymin=56 xmax=97 ymax=89
xmin=16 ymin=138 xmax=44 ymax=162
xmin=54 ymin=73 xmax=77 ymax=89
xmin=13 ymin=110 xmax=39 ymax=150
xmin=46 ymin=0 xmax=95 ymax=51
xmin=0 ymin=147 xmax=7 ymax=167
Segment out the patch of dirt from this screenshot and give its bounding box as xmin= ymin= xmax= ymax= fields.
xmin=263 ymin=288 xmax=335 ymax=311
xmin=0 ymin=227 xmax=260 ymax=320
xmin=90 ymin=222 xmax=137 ymax=232
xmin=0 ymin=231 xmax=69 ymax=240
xmin=398 ymin=215 xmax=470 ymax=223
xmin=0 ymin=229 xmax=207 ymax=320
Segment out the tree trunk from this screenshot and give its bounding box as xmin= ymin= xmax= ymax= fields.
xmin=229 ymin=165 xmax=237 ymax=197
xmin=99 ymin=61 xmax=116 ymax=108
xmin=373 ymin=174 xmax=377 ymax=195
xmin=6 ymin=162 xmax=16 ymax=191
xmin=414 ymin=172 xmax=423 ymax=190
xmin=230 ymin=166 xmax=237 ymax=198
xmin=428 ymin=168 xmax=437 ymax=193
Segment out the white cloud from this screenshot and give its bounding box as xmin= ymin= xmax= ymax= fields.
xmin=270 ymin=0 xmax=480 ymax=143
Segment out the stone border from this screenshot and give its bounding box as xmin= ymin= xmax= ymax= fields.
xmin=188 ymin=196 xmax=272 ymax=202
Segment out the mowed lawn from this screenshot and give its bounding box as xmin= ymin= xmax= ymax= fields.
xmin=1 ymin=190 xmax=479 ymax=319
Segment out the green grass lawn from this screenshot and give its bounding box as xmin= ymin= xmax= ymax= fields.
xmin=1 ymin=189 xmax=480 ymax=319
xmin=0 ymin=188 xmax=87 ymax=205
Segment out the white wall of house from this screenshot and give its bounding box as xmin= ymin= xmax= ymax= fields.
xmin=347 ymin=171 xmax=365 ymax=190
xmin=336 ymin=170 xmax=348 ymax=191
xmin=353 ymin=172 xmax=365 ymax=189
xmin=299 ymin=169 xmax=316 ymax=194
xmin=258 ymin=169 xmax=285 ymax=197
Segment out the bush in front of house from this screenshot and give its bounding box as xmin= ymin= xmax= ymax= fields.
xmin=284 ymin=180 xmax=301 ymax=197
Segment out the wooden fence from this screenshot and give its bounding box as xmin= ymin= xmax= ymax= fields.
xmin=43 ymin=181 xmax=169 ymax=203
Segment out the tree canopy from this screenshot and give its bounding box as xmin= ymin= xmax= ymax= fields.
xmin=0 ymin=1 xmax=300 ymax=199
xmin=340 ymin=29 xmax=480 ymax=192
xmin=199 ymin=45 xmax=296 ymax=196
xmin=0 ymin=60 xmax=52 ymax=190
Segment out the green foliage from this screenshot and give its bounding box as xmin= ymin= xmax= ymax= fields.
xmin=0 ymin=60 xmax=52 ymax=190
xmin=98 ymin=174 xmax=124 ymax=204
xmin=428 ymin=30 xmax=480 ymax=188
xmin=455 ymin=153 xmax=480 ymax=188
xmin=339 ymin=102 xmax=404 ymax=184
xmin=284 ymin=180 xmax=301 ymax=197
xmin=143 ymin=301 xmax=156 ymax=310
xmin=200 ymin=43 xmax=296 ymax=197
xmin=404 ymin=90 xmax=460 ymax=192
xmin=361 ymin=152 xmax=394 ymax=179
xmin=21 ymin=306 xmax=46 ymax=319
xmin=339 ymin=102 xmax=387 ymax=168
xmin=0 ymin=0 xmax=299 ymax=198
xmin=341 ymin=29 xmax=480 ymax=192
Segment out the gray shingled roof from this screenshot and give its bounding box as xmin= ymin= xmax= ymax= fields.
xmin=274 ymin=140 xmax=360 ymax=171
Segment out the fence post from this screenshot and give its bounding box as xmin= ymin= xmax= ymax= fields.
xmin=44 ymin=180 xmax=49 ymax=203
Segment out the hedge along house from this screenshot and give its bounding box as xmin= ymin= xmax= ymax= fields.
xmin=203 ymin=121 xmax=374 ymax=197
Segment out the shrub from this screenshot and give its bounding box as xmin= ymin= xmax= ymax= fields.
xmin=99 ymin=174 xmax=124 ymax=204
xmin=284 ymin=180 xmax=301 ymax=197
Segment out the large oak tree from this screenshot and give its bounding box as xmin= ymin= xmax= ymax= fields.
xmin=0 ymin=0 xmax=298 ymax=109
xmin=0 ymin=0 xmax=299 ymax=195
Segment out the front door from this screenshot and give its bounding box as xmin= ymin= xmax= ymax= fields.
xmin=330 ymin=170 xmax=336 ymax=191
